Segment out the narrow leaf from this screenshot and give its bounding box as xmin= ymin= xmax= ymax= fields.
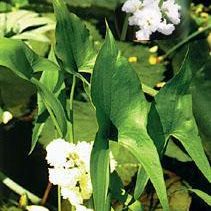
xmin=31 ymin=78 xmax=67 ymax=139
xmin=90 ymin=132 xmax=110 ymax=211
xmin=189 ymin=189 xmax=211 ymax=206
xmin=134 ymin=168 xmax=149 ymax=200
xmin=0 ymin=38 xmax=33 ymax=80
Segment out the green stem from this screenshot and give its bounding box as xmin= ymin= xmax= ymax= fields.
xmin=142 ymin=84 xmax=158 ymax=97
xmin=58 ymin=186 xmax=62 ymax=211
xmin=120 ymin=13 xmax=130 ymax=41
xmin=0 ymin=170 xmax=41 ymax=204
xmin=162 ymin=24 xmax=211 ymax=60
xmin=69 ymin=75 xmax=76 ymax=143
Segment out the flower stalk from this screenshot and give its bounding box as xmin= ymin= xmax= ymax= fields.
xmin=69 ymin=75 xmax=77 ymax=143
xmin=0 ymin=170 xmax=41 ymax=204
xmin=58 ymin=186 xmax=62 ymax=211
xmin=120 ymin=13 xmax=130 ymax=41
xmin=162 ymin=24 xmax=211 ymax=60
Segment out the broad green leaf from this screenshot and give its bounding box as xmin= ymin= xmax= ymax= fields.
xmin=74 ymin=101 xmax=98 ymax=141
xmin=0 ymin=38 xmax=34 ymax=80
xmin=192 ymin=58 xmax=211 ymax=158
xmin=0 ymin=38 xmax=58 ymax=78
xmin=189 ymin=189 xmax=211 ymax=206
xmin=0 ymin=10 xmax=54 ymax=44
xmin=0 ymin=38 xmax=36 ymax=115
xmin=91 ymin=26 xmax=169 ymax=211
xmin=53 ymin=0 xmax=96 ymax=73
xmin=158 ymin=11 xmax=211 ymax=160
xmin=0 ymin=38 xmax=68 ymax=151
xmin=0 ymin=67 xmax=36 ymax=116
xmin=154 ymin=51 xmax=211 ymax=182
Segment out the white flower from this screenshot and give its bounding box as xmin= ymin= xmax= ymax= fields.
xmin=129 ymin=1 xmax=161 ymax=32
xmin=122 ymin=0 xmax=142 ymax=13
xmin=46 ymin=139 xmax=75 ymax=168
xmin=136 ymin=29 xmax=151 ymax=40
xmin=46 ymin=140 xmax=118 ymax=209
xmin=157 ymin=20 xmax=175 ymax=35
xmin=122 ymin=0 xmax=181 ymax=40
xmin=49 ymin=168 xmax=81 ymax=187
xmin=46 ymin=140 xmax=94 ymax=208
xmin=75 ymin=141 xmax=93 ymax=172
xmin=75 ymin=205 xmax=93 ymax=211
xmin=79 ymin=173 xmax=93 ymax=200
xmin=61 ymin=186 xmax=83 ymax=206
xmin=161 ymin=0 xmax=181 ymax=25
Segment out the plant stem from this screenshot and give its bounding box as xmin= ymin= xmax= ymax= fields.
xmin=162 ymin=24 xmax=211 ymax=60
xmin=120 ymin=13 xmax=130 ymax=41
xmin=0 ymin=170 xmax=41 ymax=204
xmin=69 ymin=75 xmax=76 ymax=143
xmin=142 ymin=84 xmax=158 ymax=97
xmin=41 ymin=182 xmax=52 ymax=205
xmin=58 ymin=186 xmax=62 ymax=211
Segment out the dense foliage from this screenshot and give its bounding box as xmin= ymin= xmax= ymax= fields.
xmin=0 ymin=0 xmax=211 ymax=210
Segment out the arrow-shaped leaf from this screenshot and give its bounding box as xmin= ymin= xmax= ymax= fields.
xmin=154 ymin=51 xmax=211 ymax=182
xmin=91 ymin=26 xmax=169 ymax=211
xmin=53 ymin=0 xmax=96 ymax=73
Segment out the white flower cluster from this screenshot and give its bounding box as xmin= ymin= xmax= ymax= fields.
xmin=122 ymin=0 xmax=181 ymax=40
xmin=46 ymin=139 xmax=117 ymax=211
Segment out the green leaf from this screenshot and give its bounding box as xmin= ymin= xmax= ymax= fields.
xmin=154 ymin=51 xmax=211 ymax=182
xmin=0 ymin=38 xmax=34 ymax=80
xmin=0 ymin=38 xmax=67 ymax=151
xmin=0 ymin=10 xmax=54 ymax=43
xmin=53 ymin=0 xmax=96 ymax=73
xmin=0 ymin=67 xmax=36 ymax=116
xmin=191 ymin=56 xmax=211 ymax=158
xmin=74 ymin=101 xmax=98 ymax=141
xmin=134 ymin=168 xmax=148 ymax=200
xmin=31 ymin=78 xmax=68 ymax=140
xmin=189 ymin=189 xmax=211 ymax=206
xmin=90 ymin=133 xmax=110 ymax=211
xmin=91 ymin=26 xmax=169 ymax=211
xmin=30 ymin=44 xmax=67 ymax=152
